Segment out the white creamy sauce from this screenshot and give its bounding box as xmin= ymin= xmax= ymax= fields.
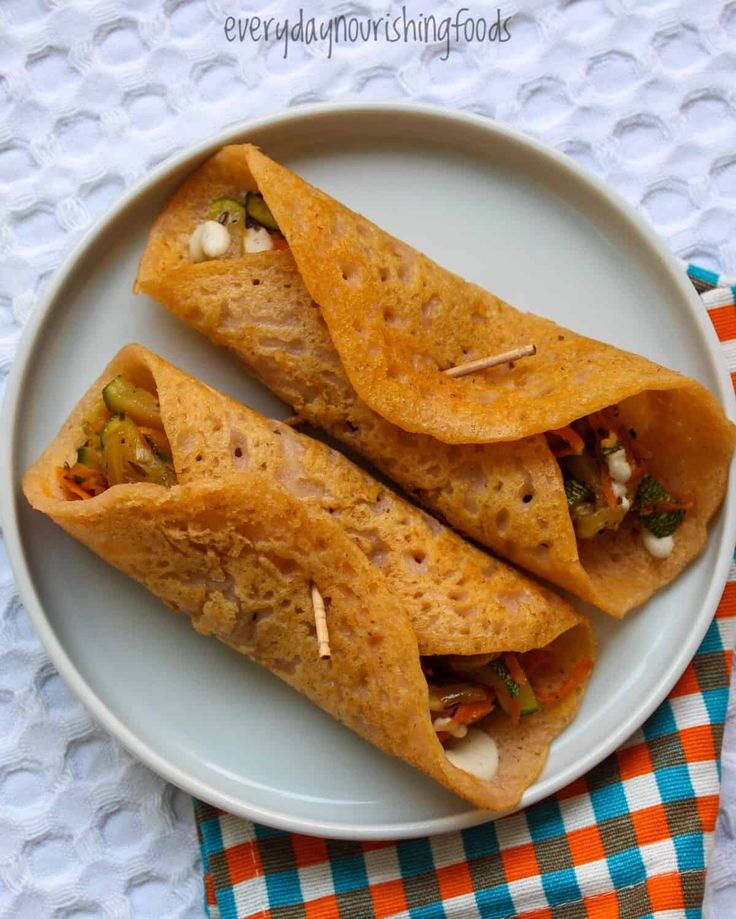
xmin=188 ymin=223 xmax=206 ymax=261
xmin=642 ymin=531 xmax=675 ymax=559
xmin=201 ymin=220 xmax=231 ymax=258
xmin=244 ymin=225 xmax=274 ymax=253
xmin=444 ymin=728 xmax=499 ymax=781
xmin=605 ymin=446 xmax=632 ymax=485
xmin=189 ymin=220 xmax=230 ymax=261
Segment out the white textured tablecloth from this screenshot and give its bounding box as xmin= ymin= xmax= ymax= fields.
xmin=1 ymin=1 xmax=735 ymax=916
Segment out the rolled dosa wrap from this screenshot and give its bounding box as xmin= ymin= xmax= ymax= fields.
xmin=25 ymin=344 xmax=580 ymax=655
xmin=135 ymin=146 xmax=735 ymax=616
xmin=23 ymin=347 xmax=595 ymax=811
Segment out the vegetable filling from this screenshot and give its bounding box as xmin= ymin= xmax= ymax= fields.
xmin=547 ymin=408 xmax=693 ymax=558
xmin=189 ymin=192 xmax=288 ymax=262
xmin=423 ymin=649 xmax=591 ymax=749
xmin=58 ymin=376 xmax=176 ymax=499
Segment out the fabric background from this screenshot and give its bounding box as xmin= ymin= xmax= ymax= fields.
xmin=1 ymin=1 xmax=735 ymax=916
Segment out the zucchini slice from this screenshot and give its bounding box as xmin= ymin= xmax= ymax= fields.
xmin=82 ymin=400 xmax=111 ymax=437
xmin=564 ymin=476 xmax=591 ymax=509
xmin=102 ymin=376 xmax=162 ymax=428
xmin=76 ymin=444 xmax=102 ymax=471
xmin=100 ymin=414 xmax=124 ymax=447
xmin=634 ymin=474 xmax=686 ymax=538
xmin=101 ymin=415 xmax=134 ymax=485
xmin=474 ymin=661 xmax=540 ymax=716
xmin=245 ymin=192 xmax=280 ymax=232
xmin=208 ymin=196 xmax=246 ymax=226
xmin=516 ymin=682 xmax=540 ymax=716
xmin=102 ymin=416 xmax=176 ymax=487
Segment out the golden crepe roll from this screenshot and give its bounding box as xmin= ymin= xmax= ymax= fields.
xmin=24 ymin=345 xmax=595 ymax=811
xmin=135 ymin=146 xmax=735 ymax=616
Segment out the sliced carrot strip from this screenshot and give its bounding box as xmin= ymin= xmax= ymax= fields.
xmin=660 ymin=498 xmax=694 ymax=511
xmin=68 ymin=463 xmax=103 ymax=482
xmin=616 ymin=425 xmax=643 ymax=469
xmin=57 ymin=463 xmax=108 ymax=499
xmin=589 ymin=409 xmax=646 ymax=481
xmin=502 ymin=652 xmax=528 ymax=686
xmin=489 ymin=678 xmax=520 ymax=725
xmin=638 ymin=499 xmax=694 ymax=515
xmin=60 ymin=477 xmax=93 ymax=500
xmin=446 ymin=697 xmax=494 ymax=730
xmin=600 ymin=464 xmax=618 ymax=510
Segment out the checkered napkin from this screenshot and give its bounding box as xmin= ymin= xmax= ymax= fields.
xmin=195 ymin=265 xmax=735 ymax=919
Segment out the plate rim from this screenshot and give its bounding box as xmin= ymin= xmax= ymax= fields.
xmin=2 ymin=100 xmax=735 ymax=840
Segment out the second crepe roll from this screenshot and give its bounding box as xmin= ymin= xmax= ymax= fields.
xmin=135 ymin=145 xmax=735 ymax=615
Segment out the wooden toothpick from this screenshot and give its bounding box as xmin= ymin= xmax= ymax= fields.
xmin=444 ymin=344 xmax=537 ymax=379
xmin=311 ymin=583 xmax=331 ymax=660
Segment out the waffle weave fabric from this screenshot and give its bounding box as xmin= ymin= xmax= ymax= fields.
xmin=193 ymin=269 xmax=736 ymax=919
xmin=1 ymin=1 xmax=736 ymax=917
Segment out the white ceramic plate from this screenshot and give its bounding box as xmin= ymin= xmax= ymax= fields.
xmin=2 ymin=103 xmax=735 ymax=840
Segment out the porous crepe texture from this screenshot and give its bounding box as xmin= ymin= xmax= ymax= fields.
xmin=135 ymin=146 xmax=735 ymax=616
xmin=22 ymin=345 xmax=594 ymax=811
xmin=246 ymin=146 xmax=732 ymax=448
xmin=27 ymin=343 xmax=579 ymax=656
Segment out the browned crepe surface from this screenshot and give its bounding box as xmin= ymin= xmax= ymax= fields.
xmin=245 ymin=146 xmax=733 ymax=447
xmin=135 ymin=147 xmax=735 ymax=616
xmin=28 ymin=344 xmax=581 ymax=654
xmin=23 ymin=346 xmax=595 ymax=811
